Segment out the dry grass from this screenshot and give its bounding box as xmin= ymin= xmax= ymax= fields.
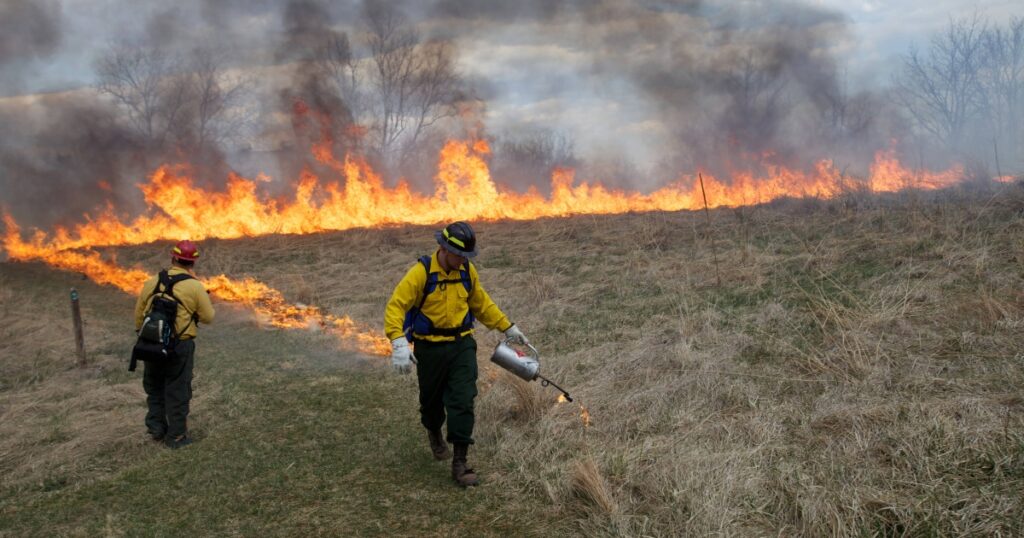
xmin=3 ymin=181 xmax=1024 ymax=536
xmin=0 ymin=267 xmax=238 ymax=507
xmin=0 ymin=265 xmax=148 ymax=493
xmin=465 ymin=185 xmax=1024 ymax=536
xmin=571 ymin=456 xmax=618 ymax=516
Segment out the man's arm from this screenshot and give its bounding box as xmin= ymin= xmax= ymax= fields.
xmin=193 ymin=283 xmax=215 ymax=325
xmin=134 ymin=278 xmax=156 ymax=331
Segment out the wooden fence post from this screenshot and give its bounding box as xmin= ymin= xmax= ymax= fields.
xmin=698 ymin=173 xmax=722 ymax=287
xmin=70 ymin=288 xmax=86 ymax=367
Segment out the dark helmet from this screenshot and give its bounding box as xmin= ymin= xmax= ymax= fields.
xmin=171 ymin=240 xmax=200 ymax=262
xmin=434 ymin=221 xmax=478 ymax=258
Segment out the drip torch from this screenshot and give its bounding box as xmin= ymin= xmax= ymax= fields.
xmin=490 ymin=339 xmax=573 ymax=402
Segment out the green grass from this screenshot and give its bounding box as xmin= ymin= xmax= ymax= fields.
xmin=0 ymin=265 xmax=569 ymax=537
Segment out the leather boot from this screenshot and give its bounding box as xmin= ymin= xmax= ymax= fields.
xmin=427 ymin=429 xmax=451 ymax=460
xmin=451 ymin=443 xmax=479 ymax=487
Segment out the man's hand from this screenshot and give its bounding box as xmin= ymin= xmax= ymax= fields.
xmin=391 ymin=338 xmax=413 ymax=374
xmin=504 ymin=324 xmax=529 ymax=346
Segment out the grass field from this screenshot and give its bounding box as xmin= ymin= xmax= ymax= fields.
xmin=2 ymin=181 xmax=1023 ymax=536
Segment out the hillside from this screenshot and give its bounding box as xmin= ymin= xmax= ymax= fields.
xmin=2 ymin=182 xmax=1024 ymax=536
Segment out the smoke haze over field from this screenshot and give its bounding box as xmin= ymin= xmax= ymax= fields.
xmin=1 ymin=0 xmax=1022 ymax=231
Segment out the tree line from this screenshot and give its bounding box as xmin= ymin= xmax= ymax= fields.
xmin=895 ymin=14 xmax=1024 ymax=174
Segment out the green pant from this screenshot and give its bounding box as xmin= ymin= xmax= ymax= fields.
xmin=143 ymin=339 xmax=195 ymax=439
xmin=413 ymin=336 xmax=478 ymax=445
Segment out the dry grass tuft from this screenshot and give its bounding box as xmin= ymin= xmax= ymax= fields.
xmin=504 ymin=374 xmax=549 ymax=422
xmin=571 ymin=456 xmax=618 ymax=516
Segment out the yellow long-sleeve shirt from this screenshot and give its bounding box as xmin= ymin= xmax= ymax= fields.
xmin=134 ymin=267 xmax=215 ymax=340
xmin=384 ymin=251 xmax=512 ymax=342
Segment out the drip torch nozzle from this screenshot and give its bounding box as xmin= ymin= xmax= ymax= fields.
xmin=538 ymin=375 xmax=572 ymax=402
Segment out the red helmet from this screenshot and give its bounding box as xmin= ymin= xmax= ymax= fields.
xmin=171 ymin=240 xmax=199 ymax=262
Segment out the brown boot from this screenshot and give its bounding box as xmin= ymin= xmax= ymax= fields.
xmin=427 ymin=429 xmax=451 ymax=460
xmin=451 ymin=443 xmax=479 ymax=487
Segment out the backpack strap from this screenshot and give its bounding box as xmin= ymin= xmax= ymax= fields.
xmin=404 ymin=257 xmax=476 ymax=340
xmin=402 ymin=256 xmax=433 ymax=342
xmin=413 ymin=255 xmax=433 ymax=311
xmin=151 ymin=270 xmax=195 ymax=303
xmin=152 ymin=270 xmax=198 ymax=341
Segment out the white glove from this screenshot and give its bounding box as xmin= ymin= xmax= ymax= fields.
xmin=504 ymin=324 xmax=529 ymax=346
xmin=391 ymin=338 xmax=412 ymax=374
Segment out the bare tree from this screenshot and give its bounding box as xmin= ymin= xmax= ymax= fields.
xmin=894 ymin=15 xmax=988 ymax=150
xmin=363 ymin=1 xmax=461 ymax=169
xmin=819 ymin=69 xmax=879 ymax=142
xmin=493 ymin=128 xmax=578 ymax=189
xmin=315 ymin=33 xmax=362 ymax=118
xmin=980 ymin=17 xmax=1024 ymax=168
xmin=401 ymin=40 xmax=460 ymax=162
xmin=188 ymin=48 xmax=251 ymax=150
xmin=96 ymin=42 xmax=254 ymax=159
xmin=95 ymin=44 xmax=182 ymax=148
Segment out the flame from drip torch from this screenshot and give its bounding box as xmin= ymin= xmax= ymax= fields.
xmin=556 ymin=393 xmax=590 ymax=428
xmin=580 ymin=405 xmax=591 ymax=428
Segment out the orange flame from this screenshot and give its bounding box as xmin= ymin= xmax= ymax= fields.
xmin=2 ymin=216 xmax=389 ymax=356
xmin=868 ymin=148 xmax=964 ymax=192
xmin=580 ymin=405 xmax=591 ymax=428
xmin=0 ymin=141 xmax=983 ymax=255
xmin=0 ymin=138 xmax=995 ymax=362
xmin=557 ymin=394 xmax=567 ymax=403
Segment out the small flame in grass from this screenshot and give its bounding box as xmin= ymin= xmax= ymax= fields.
xmin=554 ymin=393 xmax=588 ymax=427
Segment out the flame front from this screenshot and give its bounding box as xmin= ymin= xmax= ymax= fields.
xmin=0 ymin=141 xmax=988 ymax=255
xmin=0 ymin=138 xmax=1002 ymax=361
xmin=2 ymin=215 xmax=389 ymax=356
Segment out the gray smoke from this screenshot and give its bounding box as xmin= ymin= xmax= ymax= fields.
xmin=1 ymin=0 xmax=921 ymax=235
xmin=0 ymin=95 xmax=143 ymax=230
xmin=0 ymin=0 xmax=62 ymax=64
xmin=268 ymin=0 xmax=359 ymax=184
xmin=0 ymin=0 xmax=63 ymax=96
xmin=423 ymin=0 xmax=875 ymax=178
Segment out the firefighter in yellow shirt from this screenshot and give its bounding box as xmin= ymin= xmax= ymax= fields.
xmin=133 ymin=240 xmax=215 ymax=449
xmin=384 ymin=221 xmax=529 ymax=487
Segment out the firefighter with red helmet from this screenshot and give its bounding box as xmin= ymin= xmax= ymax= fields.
xmin=384 ymin=221 xmax=529 ymax=487
xmin=133 ymin=240 xmax=215 ymax=448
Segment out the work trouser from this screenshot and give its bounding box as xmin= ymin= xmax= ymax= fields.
xmin=413 ymin=336 xmax=478 ymax=445
xmin=142 ymin=339 xmax=195 ymax=439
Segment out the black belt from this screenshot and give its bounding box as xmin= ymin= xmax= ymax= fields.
xmin=413 ymin=332 xmax=474 ymax=345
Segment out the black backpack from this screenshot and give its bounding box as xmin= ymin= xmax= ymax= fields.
xmin=129 ymin=270 xmax=196 ymax=371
